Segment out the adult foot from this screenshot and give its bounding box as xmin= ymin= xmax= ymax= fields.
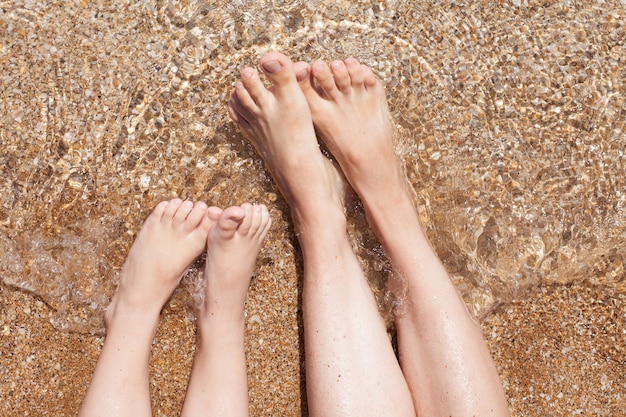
xmin=298 ymin=58 xmax=428 ymax=300
xmin=300 ymin=59 xmax=511 ymax=417
xmin=298 ymin=58 xmax=417 ymax=243
xmin=199 ymin=203 xmax=271 ymax=321
xmin=228 ymin=52 xmax=345 ymax=232
xmin=106 ymin=199 xmax=212 ymax=324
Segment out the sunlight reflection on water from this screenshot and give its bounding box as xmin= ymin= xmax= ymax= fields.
xmin=0 ymin=0 xmax=624 ymax=334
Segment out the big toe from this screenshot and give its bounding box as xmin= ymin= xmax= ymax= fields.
xmin=216 ymin=205 xmax=246 ymax=239
xmin=259 ymin=52 xmax=300 ymax=97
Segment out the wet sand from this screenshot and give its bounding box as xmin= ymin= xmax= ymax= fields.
xmin=2 ymin=283 xmax=624 ymax=416
xmin=1 ymin=0 xmax=625 ymax=415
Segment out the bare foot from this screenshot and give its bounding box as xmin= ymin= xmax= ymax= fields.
xmin=106 ymin=199 xmax=212 ymax=323
xmin=228 ymin=52 xmax=345 ymax=232
xmin=198 ymin=203 xmax=271 ymax=321
xmin=298 ymin=58 xmax=425 ymax=294
xmin=81 ymin=199 xmax=212 ymax=417
xmin=298 ymin=58 xmax=416 ymax=241
xmin=180 ymin=204 xmax=269 ymax=417
xmin=294 ymin=58 xmax=509 ymax=417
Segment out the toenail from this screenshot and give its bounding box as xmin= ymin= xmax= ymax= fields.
xmin=242 ymin=68 xmax=255 ymax=78
xmin=330 ymin=61 xmax=343 ymax=70
xmin=313 ymin=61 xmax=327 ymax=73
xmin=262 ymin=60 xmax=282 ymax=74
xmin=296 ymin=68 xmax=309 ymax=82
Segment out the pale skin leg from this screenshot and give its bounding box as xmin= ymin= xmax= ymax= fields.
xmin=228 ymin=52 xmax=415 ymax=417
xmin=180 ymin=203 xmax=271 ymax=417
xmin=299 ymin=58 xmax=510 ymax=416
xmin=78 ymin=199 xmax=213 ymax=417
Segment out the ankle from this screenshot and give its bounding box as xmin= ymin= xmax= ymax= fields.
xmin=105 ymin=300 xmax=161 ymax=337
xmin=353 ymin=162 xmax=407 ymax=198
xmin=197 ymin=312 xmax=245 ymax=342
xmin=198 ymin=297 xmax=246 ymax=324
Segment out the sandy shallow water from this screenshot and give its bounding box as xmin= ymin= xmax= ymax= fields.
xmin=1 ymin=0 xmax=625 ymax=415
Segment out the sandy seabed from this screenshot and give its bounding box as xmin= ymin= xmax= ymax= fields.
xmin=1 ymin=0 xmax=625 ymax=415
xmin=1 ymin=284 xmax=625 ymax=415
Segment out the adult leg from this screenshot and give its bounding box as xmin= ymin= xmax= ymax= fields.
xmin=300 ymin=58 xmax=510 ymax=416
xmin=79 ymin=199 xmax=212 ymax=417
xmin=228 ymin=52 xmax=415 ymax=417
xmin=180 ymin=203 xmax=271 ymax=417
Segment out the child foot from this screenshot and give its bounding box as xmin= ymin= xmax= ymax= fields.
xmin=199 ymin=203 xmax=271 ymax=321
xmin=228 ymin=52 xmax=345 ymax=231
xmin=106 ymin=199 xmax=212 ymax=324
